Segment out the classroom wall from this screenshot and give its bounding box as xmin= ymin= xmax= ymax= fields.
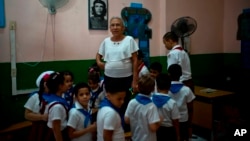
xmin=1 ymin=0 xmax=249 ymax=63
xmin=0 ymin=0 xmax=249 ymax=127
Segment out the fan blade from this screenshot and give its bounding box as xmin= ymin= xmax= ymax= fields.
xmin=171 ymin=16 xmax=197 ymax=38
xmin=39 ymin=0 xmax=69 ymax=9
xmin=39 ymin=0 xmax=69 ymax=14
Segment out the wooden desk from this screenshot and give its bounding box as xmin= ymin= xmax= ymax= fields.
xmin=192 ymin=86 xmax=234 ymax=130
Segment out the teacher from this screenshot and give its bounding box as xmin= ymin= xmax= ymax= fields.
xmin=96 ymin=16 xmax=139 ymax=117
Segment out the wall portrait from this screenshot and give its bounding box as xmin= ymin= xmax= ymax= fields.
xmin=88 ymin=0 xmax=108 ymax=30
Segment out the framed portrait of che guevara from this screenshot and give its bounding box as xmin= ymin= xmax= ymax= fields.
xmin=88 ymin=0 xmax=108 ymax=30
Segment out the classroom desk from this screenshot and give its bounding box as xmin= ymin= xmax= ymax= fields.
xmin=192 ymin=86 xmax=234 ymax=130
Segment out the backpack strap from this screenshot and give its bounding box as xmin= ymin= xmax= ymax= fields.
xmin=138 ymin=62 xmax=145 ymax=73
xmin=48 ymin=101 xmax=69 ymax=119
xmin=39 ymin=99 xmax=47 ymax=114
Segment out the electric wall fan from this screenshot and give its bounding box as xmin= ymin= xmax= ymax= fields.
xmin=171 ymin=16 xmax=197 ymax=51
xmin=39 ymin=0 xmax=69 ymax=14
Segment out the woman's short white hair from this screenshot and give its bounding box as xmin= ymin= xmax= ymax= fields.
xmin=109 ymin=16 xmax=125 ymax=27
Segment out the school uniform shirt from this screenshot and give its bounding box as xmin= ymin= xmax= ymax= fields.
xmin=152 ymin=93 xmax=180 ymax=127
xmin=168 ymin=81 xmax=195 ymax=122
xmin=94 ymin=91 xmax=106 ymax=109
xmin=97 ymin=107 xmax=125 ymax=141
xmin=90 ymin=81 xmax=105 ymax=109
xmin=67 ymin=101 xmax=92 ymax=141
xmin=139 ymin=65 xmax=150 ymax=78
xmin=24 ymin=93 xmax=41 ymax=113
xmin=98 ymin=36 xmax=139 ymax=78
xmin=152 ymin=80 xmax=157 ymax=94
xmin=125 ymin=94 xmax=160 ymax=141
xmin=167 ymin=45 xmax=192 ymax=82
xmin=45 ymin=101 xmax=68 ymax=130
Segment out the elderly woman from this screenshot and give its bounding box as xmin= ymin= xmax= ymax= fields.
xmin=96 ymin=17 xmax=139 ymax=125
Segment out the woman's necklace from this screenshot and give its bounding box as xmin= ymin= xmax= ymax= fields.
xmin=111 ymin=35 xmax=124 ymax=45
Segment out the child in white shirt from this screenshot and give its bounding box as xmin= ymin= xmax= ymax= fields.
xmin=125 ymin=74 xmax=161 ymax=141
xmin=67 ymin=82 xmax=96 ymax=141
xmin=96 ymin=79 xmax=127 ymax=141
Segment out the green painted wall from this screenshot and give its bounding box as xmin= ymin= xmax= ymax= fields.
xmin=0 ymin=53 xmax=242 ymax=128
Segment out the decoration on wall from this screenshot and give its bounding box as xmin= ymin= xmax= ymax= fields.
xmin=89 ymin=0 xmax=108 ymax=30
xmin=0 ymin=0 xmax=5 ymax=28
xmin=121 ymin=3 xmax=152 ymax=67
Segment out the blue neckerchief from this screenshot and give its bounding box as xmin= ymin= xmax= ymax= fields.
xmin=72 ymin=104 xmax=91 ymax=128
xmin=100 ymin=98 xmax=125 ymax=129
xmin=170 ymin=83 xmax=184 ymax=94
xmin=64 ymin=86 xmax=74 ymax=108
xmin=90 ymin=86 xmax=103 ymax=107
xmin=43 ymin=94 xmax=70 ymax=110
xmin=135 ymin=94 xmax=152 ymax=105
xmin=100 ymin=76 xmax=104 ymax=81
xmin=152 ymin=94 xmax=171 ymax=108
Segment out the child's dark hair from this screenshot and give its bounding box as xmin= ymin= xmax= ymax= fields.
xmin=46 ymin=72 xmax=65 ymax=94
xmin=163 ymin=31 xmax=179 ymax=42
xmin=137 ymin=50 xmax=144 ymax=60
xmin=88 ymin=62 xmax=100 ymax=73
xmin=156 ymin=73 xmax=171 ymax=90
xmin=168 ymin=64 xmax=182 ymax=81
xmin=73 ymin=82 xmax=91 ymax=97
xmin=61 ymin=70 xmax=74 ymax=81
xmin=38 ymin=78 xmax=46 ymax=106
xmin=138 ymin=74 xmax=155 ymax=95
xmin=104 ymin=79 xmax=126 ymax=94
xmin=88 ymin=71 xmax=100 ymax=84
xmin=150 ymin=62 xmax=162 ymax=73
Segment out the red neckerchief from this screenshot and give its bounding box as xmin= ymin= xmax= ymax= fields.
xmin=138 ymin=62 xmax=145 ymax=73
xmin=174 ymin=47 xmax=183 ymax=50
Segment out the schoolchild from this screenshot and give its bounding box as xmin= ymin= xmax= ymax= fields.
xmin=149 ymin=62 xmax=163 ymax=93
xmin=87 ymin=70 xmax=105 ymax=119
xmin=163 ymin=31 xmax=194 ymax=92
xmin=149 ymin=62 xmax=162 ymax=79
xmin=44 ymin=72 xmax=72 ymax=141
xmin=88 ymin=65 xmax=106 ymax=141
xmin=24 ymin=70 xmax=54 ymax=141
xmin=129 ymin=49 xmax=150 ymax=97
xmin=125 ymin=74 xmax=161 ymax=141
xmin=168 ymin=64 xmax=196 ymax=141
xmin=88 ymin=62 xmax=104 ymax=81
xmin=137 ymin=50 xmax=149 ymax=78
xmin=152 ymin=73 xmax=180 ymax=141
xmin=24 ymin=70 xmax=54 ymax=121
xmin=96 ymin=79 xmax=127 ymax=141
xmin=61 ymin=70 xmax=75 ymax=108
xmin=67 ymin=82 xmax=97 ymax=141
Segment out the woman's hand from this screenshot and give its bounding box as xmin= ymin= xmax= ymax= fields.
xmin=132 ymin=79 xmax=137 ymax=92
xmin=96 ymin=53 xmax=105 ymax=70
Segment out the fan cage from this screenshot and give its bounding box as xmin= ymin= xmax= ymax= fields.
xmin=171 ymin=16 xmax=197 ymax=38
